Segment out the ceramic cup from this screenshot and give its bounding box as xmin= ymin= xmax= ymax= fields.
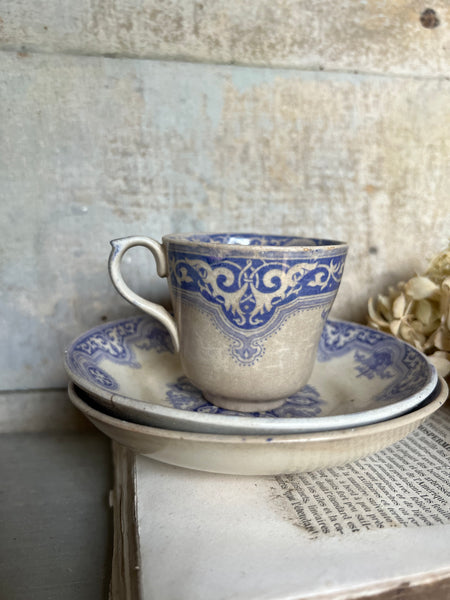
xmin=108 ymin=233 xmax=348 ymax=412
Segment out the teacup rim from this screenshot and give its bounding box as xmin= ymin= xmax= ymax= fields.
xmin=162 ymin=232 xmax=348 ymax=251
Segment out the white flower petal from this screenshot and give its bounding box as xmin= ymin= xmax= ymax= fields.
xmin=433 ymin=326 xmax=450 ymax=352
xmin=427 ymin=351 xmax=450 ymax=377
xmin=404 ymin=276 xmax=439 ymax=300
xmin=398 ymin=322 xmax=425 ymax=348
xmin=392 ymin=293 xmax=407 ymax=319
xmin=389 ymin=319 xmax=402 ymax=336
xmin=367 ymin=297 xmax=390 ymax=327
xmin=415 ymin=299 xmax=432 ymax=325
xmin=415 ymin=299 xmax=441 ymax=332
xmin=378 ymin=294 xmax=391 ymax=310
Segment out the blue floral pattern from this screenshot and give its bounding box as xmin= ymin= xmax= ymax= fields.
xmin=318 ymin=320 xmax=430 ymax=403
xmin=167 ymin=247 xmax=346 ymax=365
xmin=169 ymin=255 xmax=345 ymax=331
xmin=165 ymin=376 xmax=326 ymax=417
xmin=65 ymin=317 xmax=435 ymax=420
xmin=66 ymin=317 xmax=172 ymax=392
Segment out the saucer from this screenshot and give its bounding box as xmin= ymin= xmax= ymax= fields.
xmin=64 ymin=317 xmax=437 ymax=435
xmin=67 ymin=378 xmax=448 ymax=475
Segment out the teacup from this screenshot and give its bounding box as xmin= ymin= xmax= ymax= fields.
xmin=108 ymin=233 xmax=348 ymax=412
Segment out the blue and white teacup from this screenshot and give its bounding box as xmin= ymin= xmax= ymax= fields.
xmin=109 ymin=233 xmax=348 ymax=412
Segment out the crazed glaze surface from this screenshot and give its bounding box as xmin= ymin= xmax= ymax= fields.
xmin=109 ymin=234 xmax=348 ymax=411
xmin=64 ymin=316 xmax=437 ymax=435
xmin=166 ymin=236 xmax=346 ymax=366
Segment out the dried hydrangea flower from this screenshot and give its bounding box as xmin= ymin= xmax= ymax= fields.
xmin=367 ymin=244 xmax=450 ymax=377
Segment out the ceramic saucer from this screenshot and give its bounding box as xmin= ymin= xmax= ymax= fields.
xmin=64 ymin=316 xmax=437 ymax=435
xmin=67 ymin=378 xmax=448 ymax=476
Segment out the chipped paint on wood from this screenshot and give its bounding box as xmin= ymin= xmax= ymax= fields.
xmin=1 ymin=53 xmax=449 ymax=389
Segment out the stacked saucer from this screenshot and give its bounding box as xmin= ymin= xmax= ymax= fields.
xmin=65 ymin=316 xmax=447 ymax=476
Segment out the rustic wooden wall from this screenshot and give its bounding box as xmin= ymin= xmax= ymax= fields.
xmin=0 ymin=1 xmax=449 ymax=416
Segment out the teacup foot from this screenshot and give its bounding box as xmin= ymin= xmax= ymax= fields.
xmin=203 ymin=392 xmax=286 ymax=413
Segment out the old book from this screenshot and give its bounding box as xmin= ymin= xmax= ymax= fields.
xmin=110 ymin=404 xmax=450 ymax=600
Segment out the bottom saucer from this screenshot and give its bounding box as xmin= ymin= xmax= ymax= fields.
xmin=67 ymin=378 xmax=448 ymax=476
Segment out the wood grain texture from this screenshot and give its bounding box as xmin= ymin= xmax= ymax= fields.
xmin=0 ymin=0 xmax=448 ymax=76
xmin=110 ymin=443 xmax=141 ymax=600
xmin=1 ymin=52 xmax=449 ymax=389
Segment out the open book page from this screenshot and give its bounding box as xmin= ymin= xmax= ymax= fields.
xmin=114 ymin=404 xmax=450 ymax=600
xmin=275 ymin=407 xmax=450 ymax=539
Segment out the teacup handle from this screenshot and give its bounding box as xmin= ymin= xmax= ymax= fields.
xmin=108 ymin=236 xmax=180 ymax=352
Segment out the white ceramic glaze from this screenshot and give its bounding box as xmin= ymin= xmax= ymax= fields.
xmin=108 ymin=233 xmax=348 ymax=411
xmin=64 ymin=317 xmax=437 ymax=435
xmin=67 ymin=378 xmax=447 ymax=476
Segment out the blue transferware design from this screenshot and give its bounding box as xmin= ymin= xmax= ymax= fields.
xmin=65 ymin=317 xmax=172 ymax=392
xmin=168 ymin=249 xmax=346 ymax=365
xmin=65 ymin=316 xmax=436 ymax=427
xmin=318 ymin=320 xmax=430 ymax=404
xmin=169 ymin=255 xmax=345 ymax=330
xmin=165 ymin=376 xmax=325 ymax=418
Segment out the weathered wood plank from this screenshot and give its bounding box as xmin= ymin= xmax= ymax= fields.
xmin=1 ymin=52 xmax=449 ymax=389
xmin=110 ymin=443 xmax=141 ymax=600
xmin=0 ymin=0 xmax=448 ymax=76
